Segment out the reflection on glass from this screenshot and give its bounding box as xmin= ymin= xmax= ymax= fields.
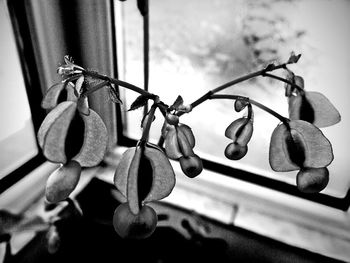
xmin=0 ymin=1 xmax=38 ymax=179
xmin=121 ymin=0 xmax=350 ymax=198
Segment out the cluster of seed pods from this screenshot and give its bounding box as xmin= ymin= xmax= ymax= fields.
xmin=269 ymin=73 xmax=340 ymax=193
xmin=162 ymin=113 xmax=203 ymax=178
xmin=36 ymin=56 xmax=342 ymax=240
xmin=38 ymin=73 xmax=108 ymax=203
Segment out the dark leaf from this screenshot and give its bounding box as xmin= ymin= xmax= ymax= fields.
xmin=128 ymin=94 xmax=154 ymax=111
xmin=289 ymin=92 xmax=341 ymax=128
xmin=137 ymin=0 xmax=148 ymax=16
xmin=264 ymin=63 xmax=276 ymax=72
xmin=108 ymin=86 xmax=123 ymax=104
xmin=171 ymin=95 xmax=184 ymax=109
xmin=234 ymin=100 xmax=249 ymax=112
xmin=287 ymin=52 xmax=301 ymax=64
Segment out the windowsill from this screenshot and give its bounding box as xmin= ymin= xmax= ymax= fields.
xmin=102 ymin=146 xmax=350 ymax=262
xmin=0 ymin=161 xmax=99 ymax=261
xmin=1 ymin=147 xmax=350 ymax=262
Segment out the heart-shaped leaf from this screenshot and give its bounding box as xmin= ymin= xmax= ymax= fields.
xmin=72 ymin=109 xmax=108 ymax=167
xmin=128 ymin=94 xmax=155 ymax=111
xmin=45 ymin=160 xmax=82 ymax=203
xmin=114 ymin=147 xmax=136 ymax=198
xmin=269 ymin=123 xmax=301 ymax=172
xmin=41 ymin=83 xmax=66 ymax=110
xmin=164 ymin=126 xmax=182 ymax=159
xmin=269 ymin=120 xmax=334 ymax=172
xmin=225 ymin=118 xmax=253 ymax=145
xmin=127 ymin=146 xmax=142 ymax=215
xmin=143 ymin=144 xmax=176 ymax=203
xmin=38 ymin=101 xmax=77 ymax=164
xmin=289 ymin=92 xmax=341 ymax=128
xmin=177 ymin=124 xmax=195 ymax=148
xmin=77 ymin=97 xmax=90 ymax=115
xmin=290 ymin=120 xmax=333 ymax=168
xmin=176 ymin=127 xmax=195 ymax=157
xmin=65 ymin=82 xmax=78 ymax=102
xmin=74 ymin=76 xmax=85 ymax=94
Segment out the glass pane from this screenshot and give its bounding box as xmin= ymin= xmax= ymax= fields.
xmin=120 ymin=0 xmax=350 ymax=198
xmin=0 ymin=0 xmax=38 ymax=179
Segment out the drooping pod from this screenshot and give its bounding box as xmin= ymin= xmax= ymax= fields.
xmin=113 ymin=202 xmax=157 ymax=239
xmin=269 ymin=120 xmax=333 ymax=193
xmin=114 ymin=142 xmax=176 ymax=215
xmin=38 ymin=76 xmax=109 ymax=203
xmin=45 ymin=160 xmax=82 ymax=203
xmin=113 ymin=142 xmax=176 ymax=239
xmin=224 ymin=117 xmax=253 ymax=160
xmin=37 ymin=101 xmax=108 ymax=167
xmin=162 ymin=122 xmax=203 ymax=178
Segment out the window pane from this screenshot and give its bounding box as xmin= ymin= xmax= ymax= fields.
xmin=0 ymin=1 xmax=38 ymax=179
xmin=120 ymin=0 xmax=350 ymax=198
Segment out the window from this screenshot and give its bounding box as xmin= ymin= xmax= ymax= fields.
xmin=116 ymin=0 xmax=350 ymax=209
xmin=0 ymin=0 xmax=45 ymax=193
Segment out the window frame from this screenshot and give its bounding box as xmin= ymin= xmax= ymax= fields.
xmin=0 ymin=0 xmax=47 ymax=194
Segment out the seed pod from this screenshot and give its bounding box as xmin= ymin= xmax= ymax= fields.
xmin=165 ymin=113 xmax=179 ymax=126
xmin=225 ymin=117 xmax=253 ymax=146
xmin=113 ymin=203 xmax=157 ymax=239
xmin=224 ymin=142 xmax=248 ymax=160
xmin=179 ymin=154 xmax=203 ymax=178
xmin=45 ymin=160 xmax=82 ymax=203
xmin=296 ymin=167 xmax=329 ymax=193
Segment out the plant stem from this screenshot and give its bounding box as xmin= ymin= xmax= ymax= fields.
xmin=263 ymin=72 xmax=302 ymax=91
xmin=210 ymin=94 xmax=289 ymax=124
xmin=83 ymin=70 xmax=152 ymax=97
xmin=143 ymin=10 xmax=150 ymax=115
xmin=81 ymin=80 xmax=110 ymax=97
xmin=140 ymin=103 xmax=158 ymax=142
xmin=181 ymin=63 xmax=287 ymax=116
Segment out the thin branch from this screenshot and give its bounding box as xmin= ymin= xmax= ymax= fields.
xmin=210 ymin=94 xmax=289 ymax=124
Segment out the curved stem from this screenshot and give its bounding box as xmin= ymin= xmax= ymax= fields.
xmin=140 ymin=103 xmax=158 ymax=142
xmin=81 ymin=80 xmax=109 ymax=97
xmin=210 ymin=94 xmax=289 ymax=124
xmin=263 ymin=72 xmax=302 ymax=91
xmin=83 ymin=70 xmax=152 ymax=96
xmin=182 ymin=63 xmax=287 ymax=115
